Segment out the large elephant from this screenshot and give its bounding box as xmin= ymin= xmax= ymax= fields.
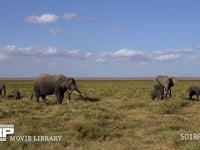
xmin=153 ymin=75 xmax=177 ymax=99
xmin=33 ymin=74 xmax=83 ymax=104
xmin=0 ymin=84 xmax=6 ymax=100
xmin=188 ymin=85 xmax=200 ymax=101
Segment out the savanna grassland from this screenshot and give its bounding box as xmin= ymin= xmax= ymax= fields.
xmin=0 ymin=79 xmax=200 ymax=150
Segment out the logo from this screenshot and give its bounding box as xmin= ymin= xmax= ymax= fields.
xmin=0 ymin=125 xmax=14 ymax=141
xmin=0 ymin=124 xmax=62 ymax=142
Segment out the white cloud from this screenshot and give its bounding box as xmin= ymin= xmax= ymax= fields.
xmin=43 ymin=47 xmax=58 ymax=55
xmin=67 ymin=50 xmax=79 ymax=54
xmin=95 ymin=52 xmax=112 ymax=62
xmin=154 ymin=54 xmax=179 ymax=62
xmin=84 ymin=52 xmax=93 ymax=59
xmin=151 ymin=47 xmax=195 ymax=62
xmin=63 ymin=13 xmax=78 ymax=20
xmin=48 ymin=28 xmax=64 ymax=34
xmin=95 ymin=46 xmax=196 ymax=64
xmin=153 ymin=48 xmax=193 ymax=55
xmin=0 ymin=46 xmax=93 ymax=63
xmin=112 ymin=49 xmax=144 ymax=58
xmin=95 ymin=49 xmax=148 ymax=62
xmin=0 ymin=45 xmax=198 ymax=65
xmin=26 ymin=13 xmax=59 ymax=25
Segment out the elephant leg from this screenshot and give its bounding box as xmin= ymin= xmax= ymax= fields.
xmin=157 ymin=90 xmax=163 ymax=100
xmin=197 ymin=94 xmax=199 ymax=101
xmin=3 ymin=90 xmax=6 ymax=99
xmin=56 ymin=93 xmax=63 ymax=105
xmin=150 ymin=91 xmax=155 ymax=100
xmin=164 ymin=92 xmax=168 ymax=99
xmin=160 ymin=93 xmax=164 ymax=99
xmin=35 ymin=95 xmax=40 ymax=103
xmin=57 ymin=97 xmax=63 ymax=104
xmin=163 ymin=88 xmax=168 ymax=99
xmin=60 ymin=93 xmax=64 ymax=104
xmin=18 ymin=94 xmax=20 ymax=100
xmin=59 ymin=93 xmax=64 ymax=104
xmin=169 ymin=89 xmax=172 ymax=97
xmin=68 ymin=92 xmax=71 ymax=100
xmin=41 ymin=95 xmax=47 ymax=105
xmin=0 ymin=91 xmax=4 ymax=100
xmin=66 ymin=90 xmax=72 ymax=103
xmin=55 ymin=89 xmax=62 ymax=104
xmin=189 ymin=93 xmax=192 ymax=100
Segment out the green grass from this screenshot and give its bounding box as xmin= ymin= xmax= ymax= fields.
xmin=0 ymin=79 xmax=200 ymax=149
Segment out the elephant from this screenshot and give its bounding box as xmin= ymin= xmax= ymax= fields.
xmin=0 ymin=84 xmax=6 ymax=100
xmin=33 ymin=74 xmax=83 ymax=105
xmin=13 ymin=90 xmax=21 ymax=100
xmin=188 ymin=85 xmax=200 ymax=101
xmin=150 ymin=84 xmax=164 ymax=100
xmin=153 ymin=75 xmax=177 ymax=99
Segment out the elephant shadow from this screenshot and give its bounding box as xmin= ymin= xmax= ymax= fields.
xmin=78 ymin=96 xmax=101 ymax=102
xmin=187 ymin=98 xmax=199 ymax=101
xmin=182 ymin=97 xmax=198 ymax=101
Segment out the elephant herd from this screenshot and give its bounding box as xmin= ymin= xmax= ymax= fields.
xmin=0 ymin=74 xmax=200 ymax=105
xmin=0 ymin=74 xmax=84 ymax=105
xmin=0 ymin=84 xmax=20 ymax=100
xmin=151 ymin=75 xmax=200 ymax=101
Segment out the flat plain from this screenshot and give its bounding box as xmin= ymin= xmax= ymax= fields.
xmin=0 ymin=79 xmax=200 ymax=150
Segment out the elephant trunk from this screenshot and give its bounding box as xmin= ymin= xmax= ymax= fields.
xmin=66 ymin=78 xmax=84 ymax=98
xmin=73 ymin=86 xmax=84 ymax=97
xmin=72 ymin=85 xmax=84 ymax=97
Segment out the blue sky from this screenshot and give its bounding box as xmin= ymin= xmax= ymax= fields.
xmin=1 ymin=0 xmax=200 ymax=77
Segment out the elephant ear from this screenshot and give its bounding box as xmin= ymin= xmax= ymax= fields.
xmin=65 ymin=78 xmax=76 ymax=89
xmin=169 ymin=77 xmax=177 ymax=87
xmin=169 ymin=77 xmax=177 ymax=86
xmin=55 ymin=74 xmax=66 ymax=87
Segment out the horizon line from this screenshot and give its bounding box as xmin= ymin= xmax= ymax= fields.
xmin=0 ymin=76 xmax=200 ymax=80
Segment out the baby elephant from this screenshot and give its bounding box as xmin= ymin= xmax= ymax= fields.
xmin=188 ymin=85 xmax=200 ymax=101
xmin=13 ymin=90 xmax=21 ymax=100
xmin=151 ymin=85 xmax=164 ymax=100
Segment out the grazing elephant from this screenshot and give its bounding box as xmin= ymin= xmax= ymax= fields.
xmin=188 ymin=85 xmax=200 ymax=101
xmin=153 ymin=75 xmax=177 ymax=99
xmin=33 ymin=74 xmax=83 ymax=105
xmin=0 ymin=84 xmax=6 ymax=100
xmin=151 ymin=85 xmax=164 ymax=100
xmin=13 ymin=90 xmax=21 ymax=100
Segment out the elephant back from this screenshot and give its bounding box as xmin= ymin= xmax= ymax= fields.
xmin=55 ymin=74 xmax=68 ymax=88
xmin=188 ymin=85 xmax=200 ymax=92
xmin=34 ymin=74 xmax=64 ymax=89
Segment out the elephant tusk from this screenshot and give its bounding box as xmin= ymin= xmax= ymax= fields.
xmin=73 ymin=90 xmax=85 ymax=97
xmin=163 ymin=87 xmax=168 ymax=94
